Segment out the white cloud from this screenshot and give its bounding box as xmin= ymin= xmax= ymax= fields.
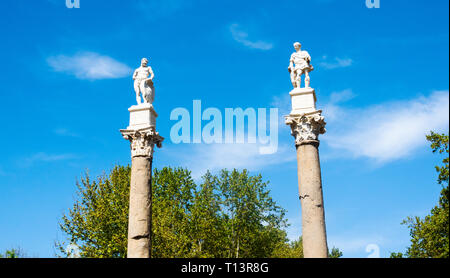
xmin=24 ymin=152 xmax=79 ymax=166
xmin=166 ymin=142 xmax=295 ymax=179
xmin=271 ymin=93 xmax=291 ymax=115
xmin=135 ymin=0 xmax=187 ymax=19
xmin=329 ymin=89 xmax=356 ymax=104
xmin=47 ymin=52 xmax=131 ymax=80
xmin=324 ymin=89 xmax=357 ymax=121
xmin=323 ymin=90 xmax=450 ymax=162
xmin=319 ymin=57 xmax=353 ymax=70
xmin=270 ymin=92 xmax=292 ymax=128
xmin=285 ymin=215 xmax=302 ymax=242
xmin=230 ymin=24 xmax=273 ymax=50
xmin=327 ymin=235 xmax=386 ymax=258
xmin=54 ymin=128 xmax=80 ymax=138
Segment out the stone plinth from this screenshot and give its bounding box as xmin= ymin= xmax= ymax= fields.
xmin=285 ymin=88 xmax=328 ymax=258
xmin=290 ymin=87 xmax=317 ymax=115
xmin=128 ymin=103 xmax=158 ymax=130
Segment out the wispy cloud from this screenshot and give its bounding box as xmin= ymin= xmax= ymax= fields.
xmin=229 ymin=24 xmax=273 ymax=50
xmin=323 ymin=90 xmax=449 ymax=162
xmin=328 ymin=235 xmax=386 ymax=258
xmin=47 ymin=52 xmax=131 ymax=80
xmin=271 ymin=93 xmax=291 ymax=116
xmin=135 ymin=0 xmax=188 ymax=19
xmin=166 ymin=142 xmax=295 ymax=179
xmin=329 ymin=89 xmax=356 ymax=103
xmin=271 ymin=92 xmax=293 ymax=129
xmin=24 ymin=152 xmax=79 ymax=166
xmin=54 ymin=128 xmax=81 ymax=138
xmin=285 ymin=215 xmax=302 ymax=242
xmin=323 ymin=89 xmax=356 ymax=121
xmin=319 ymin=56 xmax=353 ymax=70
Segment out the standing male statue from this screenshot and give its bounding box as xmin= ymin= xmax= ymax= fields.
xmin=288 ymin=42 xmax=314 ymax=88
xmin=133 ymin=58 xmax=155 ymax=105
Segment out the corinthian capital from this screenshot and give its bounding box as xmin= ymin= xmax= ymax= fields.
xmin=120 ymin=128 xmax=164 ymax=158
xmin=285 ymin=111 xmax=326 ymax=146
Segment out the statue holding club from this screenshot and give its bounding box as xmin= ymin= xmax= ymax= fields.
xmin=133 ymin=58 xmax=155 ymax=105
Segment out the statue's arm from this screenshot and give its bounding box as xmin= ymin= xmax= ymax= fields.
xmin=305 ymin=51 xmax=312 ymax=62
xmin=132 ymin=69 xmax=137 ymax=80
xmin=288 ymin=54 xmax=294 ymax=72
xmin=148 ymin=67 xmax=154 ymax=80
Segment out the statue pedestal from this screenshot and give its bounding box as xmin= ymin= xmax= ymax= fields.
xmin=128 ymin=103 xmax=157 ymax=130
xmin=290 ymin=87 xmax=317 ymax=115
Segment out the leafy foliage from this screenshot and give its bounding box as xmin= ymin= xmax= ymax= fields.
xmin=272 ymin=236 xmax=342 ymax=258
xmin=0 ymin=248 xmax=26 ymax=258
xmin=151 ymin=167 xmax=197 ymax=258
xmin=216 ymin=169 xmax=288 ymax=258
xmin=58 ymin=166 xmax=342 ymax=258
xmin=57 ymin=165 xmax=130 ymax=258
xmin=427 ymin=132 xmax=449 ymax=186
xmin=329 ymin=247 xmax=344 ymax=258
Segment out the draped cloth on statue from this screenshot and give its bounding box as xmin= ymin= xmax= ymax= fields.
xmin=139 ymin=79 xmax=155 ymax=104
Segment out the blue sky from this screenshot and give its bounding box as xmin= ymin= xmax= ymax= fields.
xmin=0 ymin=0 xmax=448 ymax=258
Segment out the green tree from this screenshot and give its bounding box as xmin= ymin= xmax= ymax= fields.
xmin=329 ymin=247 xmax=343 ymax=258
xmin=0 ymin=248 xmax=26 ymax=258
xmin=272 ymin=236 xmax=304 ymax=258
xmin=391 ymin=132 xmax=449 ymax=258
xmin=58 ymin=166 xmax=341 ymax=258
xmin=189 ymin=171 xmax=228 ymax=257
xmin=151 ymin=167 xmax=197 ymax=258
xmin=217 ymin=169 xmax=288 ymax=258
xmin=272 ymin=236 xmax=343 ymax=258
xmin=57 ymin=165 xmax=130 ymax=258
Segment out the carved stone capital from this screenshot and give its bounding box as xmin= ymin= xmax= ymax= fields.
xmin=120 ymin=127 xmax=164 ymax=158
xmin=285 ymin=111 xmax=326 ymax=146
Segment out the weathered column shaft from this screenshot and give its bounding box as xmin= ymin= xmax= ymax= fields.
xmin=296 ymin=142 xmax=328 ymax=258
xmin=121 ymin=127 xmax=163 ymax=258
xmin=285 ymin=110 xmax=328 ymax=258
xmin=128 ymin=156 xmax=152 ymax=258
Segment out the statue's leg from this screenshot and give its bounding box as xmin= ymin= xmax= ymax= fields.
xmin=137 ymin=93 xmax=142 ymax=104
xmin=296 ymin=71 xmax=302 ymax=88
xmin=141 ymin=81 xmax=149 ymax=104
xmin=305 ymin=71 xmax=310 ymax=88
xmin=290 ymin=71 xmax=297 ymax=88
xmin=134 ymin=81 xmax=141 ymax=104
xmin=149 ymin=85 xmax=154 ymax=104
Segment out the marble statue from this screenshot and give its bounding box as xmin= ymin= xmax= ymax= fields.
xmin=122 ymin=57 xmax=165 ymax=258
xmin=288 ymin=42 xmax=314 ymax=88
xmin=133 ymin=58 xmax=155 ymax=105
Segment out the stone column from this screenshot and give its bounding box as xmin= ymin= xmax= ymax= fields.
xmin=285 ymin=88 xmax=328 ymax=258
xmin=121 ymin=104 xmax=163 ymax=258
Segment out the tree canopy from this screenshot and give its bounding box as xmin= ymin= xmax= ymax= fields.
xmin=57 ymin=166 xmax=342 ymax=258
xmin=0 ymin=248 xmax=26 ymax=258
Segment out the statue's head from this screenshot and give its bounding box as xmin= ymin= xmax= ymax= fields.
xmin=141 ymin=58 xmax=148 ymax=66
xmin=293 ymin=42 xmax=302 ymax=51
